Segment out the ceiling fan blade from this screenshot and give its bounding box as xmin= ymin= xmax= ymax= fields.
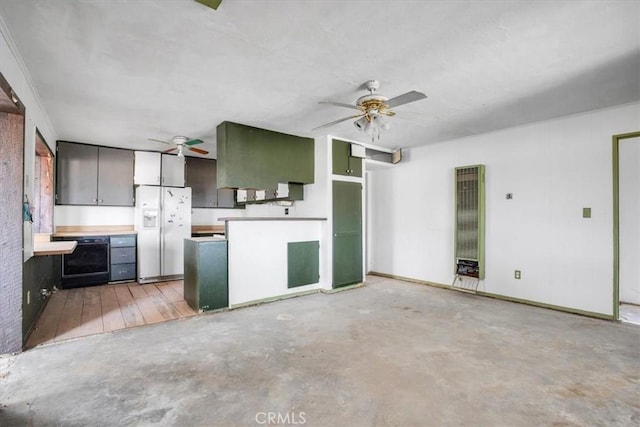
xmin=163 ymin=147 xmax=177 ymax=153
xmin=148 ymin=138 xmax=172 ymax=145
xmin=384 ymin=91 xmax=427 ymax=108
xmin=188 ymin=147 xmax=209 ymax=155
xmin=312 ymin=114 xmax=364 ymax=130
xmin=319 ymin=101 xmax=360 ymax=110
xmin=194 ymin=0 xmax=222 ymax=10
xmin=185 ymin=139 xmax=204 ymax=146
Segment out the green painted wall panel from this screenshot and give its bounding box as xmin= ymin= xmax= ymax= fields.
xmin=288 ymin=241 xmax=320 ymax=288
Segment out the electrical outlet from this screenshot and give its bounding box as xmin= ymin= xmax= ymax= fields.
xmin=27 ymin=290 xmax=30 ymax=305
xmin=514 ymin=270 xmax=521 ymax=280
xmin=284 ymin=208 xmax=289 ymax=215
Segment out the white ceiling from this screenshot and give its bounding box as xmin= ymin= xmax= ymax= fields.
xmin=0 ymin=0 xmax=638 ymax=157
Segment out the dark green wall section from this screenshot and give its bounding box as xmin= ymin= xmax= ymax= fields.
xmin=288 ymin=241 xmax=320 ymax=288
xmin=22 ymin=255 xmax=61 ymax=343
xmin=217 ymin=121 xmax=314 ymax=190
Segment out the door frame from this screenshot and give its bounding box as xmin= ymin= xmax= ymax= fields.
xmin=612 ymin=131 xmax=640 ymax=320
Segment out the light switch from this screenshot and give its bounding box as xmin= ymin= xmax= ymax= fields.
xmin=583 ymin=207 xmax=591 ymax=218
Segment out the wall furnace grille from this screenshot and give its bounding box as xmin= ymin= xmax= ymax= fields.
xmin=454 ymin=165 xmax=485 ymax=279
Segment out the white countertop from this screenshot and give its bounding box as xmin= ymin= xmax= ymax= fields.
xmin=186 ymin=236 xmax=227 ymax=242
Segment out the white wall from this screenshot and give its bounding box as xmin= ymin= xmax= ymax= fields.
xmin=619 ymin=136 xmax=640 ymax=304
xmin=368 ymin=102 xmax=640 ymax=317
xmin=227 ymin=220 xmax=326 ymax=306
xmin=54 ymin=206 xmax=134 ymax=227
xmin=1 ymin=19 xmax=57 ymax=260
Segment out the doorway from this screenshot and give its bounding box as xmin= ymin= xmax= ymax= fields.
xmin=613 ymin=131 xmax=640 ymax=324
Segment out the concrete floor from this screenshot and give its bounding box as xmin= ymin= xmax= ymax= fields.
xmin=1 ymin=276 xmax=639 ymax=426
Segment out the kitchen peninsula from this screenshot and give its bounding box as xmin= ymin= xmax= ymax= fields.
xmin=220 ymin=217 xmax=328 ymax=306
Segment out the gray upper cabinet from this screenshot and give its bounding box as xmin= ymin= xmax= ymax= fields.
xmin=185 ymin=157 xmax=238 ymax=208
xmin=56 ymin=142 xmax=98 ymax=205
xmin=97 ymin=147 xmax=134 ymax=206
xmin=56 ymin=141 xmax=134 ymax=206
xmin=186 ymin=157 xmax=217 ymax=208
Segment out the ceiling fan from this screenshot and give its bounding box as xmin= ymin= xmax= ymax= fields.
xmin=147 ymin=136 xmax=209 ymax=157
xmin=314 ymin=80 xmax=427 ymax=140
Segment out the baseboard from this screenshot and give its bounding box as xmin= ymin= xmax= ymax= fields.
xmin=368 ymin=271 xmax=614 ymax=321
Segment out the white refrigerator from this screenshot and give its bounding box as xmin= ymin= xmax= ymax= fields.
xmin=135 ymin=186 xmax=192 ymax=283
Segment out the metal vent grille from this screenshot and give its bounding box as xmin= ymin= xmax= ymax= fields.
xmin=455 ymin=165 xmax=485 ymax=279
xmin=456 ymin=167 xmax=479 ymax=259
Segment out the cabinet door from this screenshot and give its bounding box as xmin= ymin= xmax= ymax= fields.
xmin=186 ymin=157 xmax=217 ymax=208
xmin=56 ymin=142 xmax=98 ymax=205
xmin=97 ymin=147 xmax=134 ymax=206
xmin=161 ymin=154 xmax=185 ymax=187
xmin=332 ymin=139 xmax=350 ymax=176
xmin=332 ymin=140 xmax=362 ymax=177
xmin=348 ymin=156 xmax=362 ymax=177
xmin=332 ymin=181 xmax=363 ymax=288
xmin=134 ymin=151 xmax=161 ymax=185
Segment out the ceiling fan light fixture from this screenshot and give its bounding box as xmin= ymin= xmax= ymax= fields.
xmin=354 ymin=116 xmax=368 ymax=131
xmin=177 ymin=144 xmax=184 ymax=158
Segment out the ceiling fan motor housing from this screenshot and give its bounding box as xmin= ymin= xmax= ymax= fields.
xmin=172 ymin=136 xmax=188 ymax=145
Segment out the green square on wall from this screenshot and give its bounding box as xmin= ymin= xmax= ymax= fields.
xmin=288 ymin=241 xmax=320 ymax=288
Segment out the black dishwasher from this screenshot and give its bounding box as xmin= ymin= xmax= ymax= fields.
xmin=59 ymin=236 xmax=110 ymax=288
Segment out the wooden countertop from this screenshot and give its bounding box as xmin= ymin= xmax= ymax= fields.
xmin=219 ymin=217 xmax=327 ymax=222
xmin=34 ymin=240 xmax=77 ymax=256
xmin=54 ymin=225 xmax=136 ymax=237
xmin=192 ymin=225 xmax=225 ymax=235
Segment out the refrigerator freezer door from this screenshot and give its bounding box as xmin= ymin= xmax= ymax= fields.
xmin=161 ymin=187 xmax=192 ymax=276
xmin=135 ymin=186 xmax=161 ymax=280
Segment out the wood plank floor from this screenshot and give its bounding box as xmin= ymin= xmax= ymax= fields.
xmin=26 ymin=280 xmax=196 ymax=348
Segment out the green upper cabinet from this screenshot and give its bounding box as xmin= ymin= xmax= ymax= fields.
xmin=332 ymin=139 xmax=362 ymax=177
xmin=217 ymin=121 xmax=314 ymax=190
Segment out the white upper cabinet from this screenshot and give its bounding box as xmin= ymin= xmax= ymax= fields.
xmin=135 ymin=151 xmax=185 ymax=187
xmin=134 ymin=151 xmax=161 ymax=185
xmin=161 ymin=154 xmax=185 ymax=187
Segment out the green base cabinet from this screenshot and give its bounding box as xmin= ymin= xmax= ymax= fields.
xmin=184 ymin=238 xmax=228 ymax=312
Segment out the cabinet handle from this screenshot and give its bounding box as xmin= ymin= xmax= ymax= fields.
xmin=92 ymin=198 xmax=97 ymax=203
xmin=99 ymin=199 xmax=103 ymax=203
